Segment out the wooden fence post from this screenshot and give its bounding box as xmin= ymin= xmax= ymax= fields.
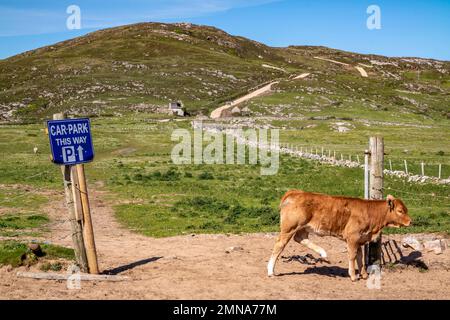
xmin=421 ymin=162 xmax=425 ymax=176
xmin=364 ymin=150 xmax=370 ymax=200
xmin=363 ymin=149 xmax=370 ymax=268
xmin=404 ymin=160 xmax=408 ymax=174
xmin=53 ymin=113 xmax=89 ymax=273
xmin=439 ymin=164 xmax=442 ymax=179
xmin=368 ymin=137 xmax=384 ymax=267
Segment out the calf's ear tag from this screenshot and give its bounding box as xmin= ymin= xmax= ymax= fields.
xmin=386 ymin=195 xmax=395 ymax=211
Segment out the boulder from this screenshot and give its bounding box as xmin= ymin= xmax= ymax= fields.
xmin=401 ymin=236 xmax=423 ymax=251
xmin=231 ymin=106 xmax=241 ymax=115
xmin=423 ymin=239 xmax=446 ymax=255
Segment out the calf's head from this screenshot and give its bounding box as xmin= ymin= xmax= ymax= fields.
xmin=385 ymin=195 xmax=411 ymax=228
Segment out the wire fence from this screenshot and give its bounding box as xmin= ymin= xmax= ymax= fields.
xmin=279 ymin=142 xmax=449 ymax=180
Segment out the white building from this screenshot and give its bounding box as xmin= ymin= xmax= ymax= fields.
xmin=168 ymin=101 xmax=186 ymax=116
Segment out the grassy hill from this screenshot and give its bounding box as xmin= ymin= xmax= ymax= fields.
xmin=0 ymin=22 xmax=449 ymax=123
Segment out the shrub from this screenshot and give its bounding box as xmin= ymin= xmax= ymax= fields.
xmin=176 ymin=197 xmax=230 ymax=213
xmin=40 ymin=262 xmax=63 ymax=272
xmin=199 ymin=221 xmax=221 ymax=230
xmin=198 ymin=171 xmax=214 ymax=180
xmin=158 ymin=168 xmax=181 ymax=181
xmin=133 ymin=168 xmax=181 ymax=182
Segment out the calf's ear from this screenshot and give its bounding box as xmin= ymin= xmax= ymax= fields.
xmin=387 ymin=194 xmax=395 ymax=210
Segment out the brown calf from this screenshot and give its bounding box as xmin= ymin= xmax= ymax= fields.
xmin=267 ymin=190 xmax=411 ymax=281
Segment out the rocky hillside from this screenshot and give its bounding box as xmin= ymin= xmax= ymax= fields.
xmin=0 ymin=22 xmax=449 ymax=122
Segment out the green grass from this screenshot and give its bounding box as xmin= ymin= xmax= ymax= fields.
xmin=0 ymin=115 xmax=448 ymax=239
xmin=0 ymin=185 xmax=51 ymax=237
xmin=0 ymin=214 xmax=49 ymax=230
xmin=0 ymin=241 xmax=74 ymax=267
xmin=111 ymin=154 xmax=449 ymax=237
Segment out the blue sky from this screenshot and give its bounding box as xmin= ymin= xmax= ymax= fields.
xmin=0 ymin=0 xmax=449 ymax=60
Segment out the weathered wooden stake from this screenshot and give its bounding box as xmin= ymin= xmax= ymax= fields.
xmin=404 ymin=160 xmax=408 ymax=174
xmin=389 ymin=159 xmax=393 ymax=171
xmin=368 ymin=136 xmax=384 ymax=267
xmin=76 ymin=164 xmax=99 ymax=274
xmin=421 ymin=162 xmax=425 ymax=176
xmin=363 ymin=149 xmax=370 ymax=267
xmin=53 ymin=113 xmax=88 ymax=273
xmin=438 ymin=164 xmax=442 ymax=179
xmin=364 ymin=150 xmax=370 ymax=200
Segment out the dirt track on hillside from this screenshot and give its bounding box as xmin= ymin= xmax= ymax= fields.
xmin=210 ymin=81 xmax=278 ymax=119
xmin=1 ymin=189 xmax=449 ymax=300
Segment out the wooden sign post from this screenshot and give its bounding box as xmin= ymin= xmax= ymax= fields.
xmin=53 ymin=113 xmax=89 ymax=272
xmin=49 ymin=113 xmax=98 ymax=274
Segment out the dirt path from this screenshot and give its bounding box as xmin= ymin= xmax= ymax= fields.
xmin=314 ymin=56 xmax=349 ymax=66
xmin=355 ymin=66 xmax=368 ymax=77
xmin=1 ymin=189 xmax=449 ymax=299
xmin=262 ymin=64 xmax=287 ymax=73
xmin=293 ymin=73 xmax=311 ymax=79
xmin=210 ymin=81 xmax=279 ymax=119
xmin=314 ymin=56 xmax=369 ymax=78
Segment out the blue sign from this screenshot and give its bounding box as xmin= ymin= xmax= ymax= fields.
xmin=47 ymin=118 xmax=94 ymax=165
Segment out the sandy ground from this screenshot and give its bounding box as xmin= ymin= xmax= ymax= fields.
xmin=1 ymin=189 xmax=449 ymax=300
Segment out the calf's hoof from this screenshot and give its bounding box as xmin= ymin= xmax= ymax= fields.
xmin=361 ymin=273 xmax=369 ymax=280
xmin=350 ymin=274 xmax=360 ymax=282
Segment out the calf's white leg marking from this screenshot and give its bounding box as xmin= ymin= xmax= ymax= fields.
xmin=267 ymin=257 xmax=276 ymax=276
xmin=294 ymin=230 xmax=328 ymax=258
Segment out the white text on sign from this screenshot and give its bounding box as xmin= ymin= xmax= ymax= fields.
xmin=50 ymin=123 xmax=89 ymax=136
